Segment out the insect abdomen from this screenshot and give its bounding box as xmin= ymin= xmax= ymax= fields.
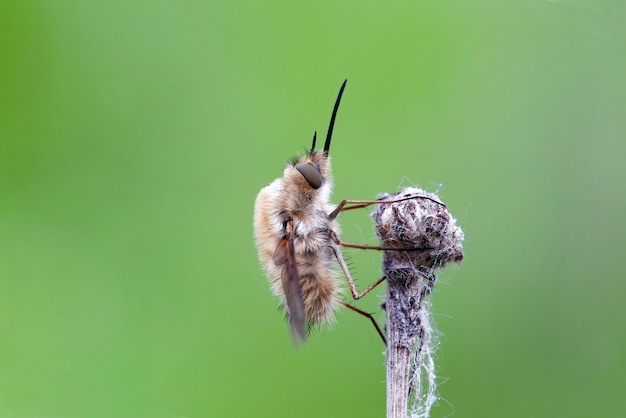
xmin=295 ymin=254 xmax=340 ymax=326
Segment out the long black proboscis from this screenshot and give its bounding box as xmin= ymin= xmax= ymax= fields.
xmin=323 ymin=79 xmax=347 ymax=155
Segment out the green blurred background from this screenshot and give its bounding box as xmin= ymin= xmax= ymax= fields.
xmin=1 ymin=1 xmax=625 ymax=417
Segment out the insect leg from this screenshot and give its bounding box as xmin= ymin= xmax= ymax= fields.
xmin=328 ymin=230 xmax=432 ymax=253
xmin=331 ymin=243 xmax=386 ymax=300
xmin=328 ymin=194 xmax=445 ymax=220
xmin=330 ymin=243 xmax=387 ymax=344
xmin=338 ymin=300 xmax=386 ymax=345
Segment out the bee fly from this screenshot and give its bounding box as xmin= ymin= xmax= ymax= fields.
xmin=253 ymin=80 xmax=432 ymax=344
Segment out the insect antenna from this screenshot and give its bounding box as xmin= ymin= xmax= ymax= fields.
xmin=309 ymin=131 xmax=317 ymax=154
xmin=323 ymin=79 xmax=348 ymax=155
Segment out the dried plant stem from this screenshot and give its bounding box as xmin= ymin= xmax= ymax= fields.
xmin=385 ymin=268 xmax=426 ymax=418
xmin=372 ymin=187 xmax=464 ymax=418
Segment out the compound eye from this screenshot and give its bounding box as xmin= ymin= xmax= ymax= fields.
xmin=295 ymin=163 xmax=322 ymax=189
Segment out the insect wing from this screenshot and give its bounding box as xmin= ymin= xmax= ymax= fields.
xmin=281 ymin=223 xmax=307 ymax=343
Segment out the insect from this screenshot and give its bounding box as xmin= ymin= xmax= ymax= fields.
xmin=253 ymin=80 xmax=432 ymax=344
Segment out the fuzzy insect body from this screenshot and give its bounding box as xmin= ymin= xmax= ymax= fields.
xmin=254 ymin=81 xmax=348 ymax=343
xmin=254 ymin=80 xmax=394 ymax=345
xmin=254 ymin=148 xmax=342 ymax=341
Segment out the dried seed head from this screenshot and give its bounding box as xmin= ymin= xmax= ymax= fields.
xmin=372 ymin=187 xmax=464 ymax=285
